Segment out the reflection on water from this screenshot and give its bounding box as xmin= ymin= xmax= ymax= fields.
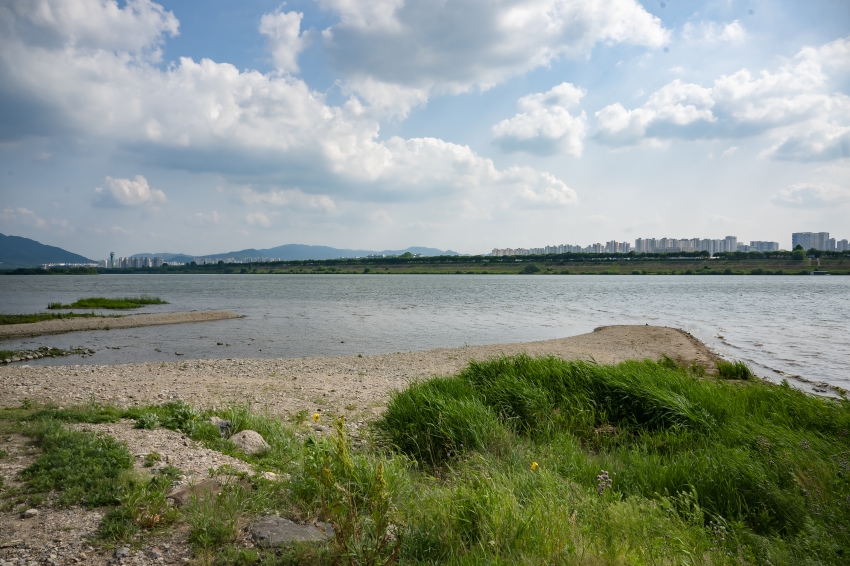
xmin=1 ymin=274 xmax=848 ymax=388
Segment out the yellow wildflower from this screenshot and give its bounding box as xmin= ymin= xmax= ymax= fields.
xmin=313 ymin=412 xmax=321 ymax=422
xmin=530 ymin=461 xmax=539 ymax=471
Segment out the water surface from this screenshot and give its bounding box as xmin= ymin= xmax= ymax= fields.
xmin=1 ymin=274 xmax=847 ymax=390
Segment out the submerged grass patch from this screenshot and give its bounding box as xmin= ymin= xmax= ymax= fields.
xmin=47 ymin=296 xmax=168 ymax=310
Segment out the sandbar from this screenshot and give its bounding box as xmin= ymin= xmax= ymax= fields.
xmin=0 ymin=310 xmax=242 ymax=339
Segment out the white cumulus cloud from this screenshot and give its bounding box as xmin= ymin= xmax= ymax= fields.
xmin=492 ymin=83 xmax=588 ymax=156
xmin=683 ymin=20 xmax=746 ymax=44
xmin=94 ymin=175 xmax=167 ymax=207
xmin=319 ymin=0 xmax=669 ymax=115
xmin=594 ymin=36 xmax=850 ymax=161
xmin=772 ymin=183 xmax=850 ymax=208
xmin=259 ymin=10 xmax=306 ymax=73
xmin=0 ymin=0 xmax=577 ymax=211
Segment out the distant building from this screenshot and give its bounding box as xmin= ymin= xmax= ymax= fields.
xmin=837 ymin=239 xmax=849 ymax=252
xmin=738 ymin=241 xmax=780 ymax=252
xmin=792 ymin=232 xmax=830 ymax=251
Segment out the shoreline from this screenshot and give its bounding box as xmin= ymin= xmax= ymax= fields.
xmin=0 ymin=310 xmax=242 ymax=340
xmin=0 ymin=325 xmax=719 ymax=418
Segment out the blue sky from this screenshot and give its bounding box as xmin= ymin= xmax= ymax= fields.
xmin=1 ymin=0 xmax=848 ymax=258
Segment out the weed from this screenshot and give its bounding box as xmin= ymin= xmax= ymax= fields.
xmin=135 ymin=412 xmax=161 ymax=430
xmin=716 ymin=359 xmax=754 ymax=380
xmin=144 ymin=451 xmax=162 ymax=467
xmin=20 ymin=419 xmax=133 ymax=506
xmin=186 ymin=480 xmax=248 ymax=549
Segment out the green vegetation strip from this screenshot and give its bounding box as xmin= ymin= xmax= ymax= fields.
xmin=3 ymin=357 xmax=849 ymax=564
xmin=47 ymin=296 xmax=168 ymax=310
xmin=0 ymin=312 xmax=116 ymax=325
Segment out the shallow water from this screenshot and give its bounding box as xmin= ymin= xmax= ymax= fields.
xmin=1 ymin=274 xmax=848 ymax=389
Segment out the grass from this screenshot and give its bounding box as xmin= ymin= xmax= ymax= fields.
xmin=716 ymin=359 xmax=755 ymax=379
xmin=5 ymin=359 xmax=850 ymax=564
xmin=47 ymin=296 xmax=168 ymax=310
xmin=19 ymin=419 xmax=134 ymax=507
xmin=0 ymin=312 xmax=114 ymax=325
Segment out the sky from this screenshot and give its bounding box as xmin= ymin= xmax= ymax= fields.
xmin=0 ymin=0 xmax=848 ymax=259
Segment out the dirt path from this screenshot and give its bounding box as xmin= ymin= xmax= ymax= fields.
xmin=0 ymin=325 xmax=717 ymax=420
xmin=0 ymin=311 xmax=242 ymax=340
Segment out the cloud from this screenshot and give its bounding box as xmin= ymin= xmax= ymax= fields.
xmin=239 ymin=188 xmax=336 ymax=213
xmin=109 ymin=225 xmax=131 ymax=235
xmin=0 ymin=0 xmax=577 ymax=209
xmin=683 ymin=20 xmax=746 ymax=44
xmin=772 ymin=183 xmax=850 ymax=208
xmin=189 ymin=211 xmax=222 ymax=225
xmin=491 ymin=83 xmax=588 ymax=156
xmin=259 ymin=10 xmax=306 ymax=73
xmin=594 ymin=36 xmax=850 ymax=160
xmin=2 ymin=0 xmax=179 ymax=60
xmin=245 ymin=212 xmax=272 ymax=227
xmin=0 ymin=207 xmax=47 ymax=228
xmin=94 ymin=175 xmax=167 ymax=207
xmin=319 ymin=0 xmax=669 ymax=115
xmin=721 ymin=146 xmax=739 ymax=157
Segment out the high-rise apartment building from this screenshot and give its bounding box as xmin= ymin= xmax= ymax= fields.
xmin=792 ymin=232 xmax=830 ymax=251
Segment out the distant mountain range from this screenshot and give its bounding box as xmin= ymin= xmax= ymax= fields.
xmin=0 ymin=233 xmax=94 ymax=268
xmin=0 ymin=234 xmax=461 ymax=269
xmin=133 ymin=244 xmax=462 ymax=262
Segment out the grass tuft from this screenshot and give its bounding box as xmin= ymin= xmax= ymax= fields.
xmin=47 ymin=296 xmax=168 ymax=310
xmin=716 ymin=359 xmax=755 ymax=380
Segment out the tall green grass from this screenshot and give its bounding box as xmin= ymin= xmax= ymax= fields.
xmin=47 ymin=296 xmax=168 ymax=310
xmin=376 ymin=356 xmax=850 ymax=563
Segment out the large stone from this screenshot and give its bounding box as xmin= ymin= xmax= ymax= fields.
xmin=166 ymin=479 xmax=221 ymax=507
xmin=208 ymin=416 xmax=232 ymax=438
xmin=250 ymin=517 xmax=334 ymax=547
xmin=229 ymin=430 xmax=270 ymax=455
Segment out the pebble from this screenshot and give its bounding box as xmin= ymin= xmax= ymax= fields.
xmin=20 ymin=509 xmax=38 ymax=519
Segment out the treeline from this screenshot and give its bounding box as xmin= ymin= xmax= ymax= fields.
xmin=3 ymin=248 xmax=849 ymax=274
xmin=1 ymin=266 xmax=99 ymax=275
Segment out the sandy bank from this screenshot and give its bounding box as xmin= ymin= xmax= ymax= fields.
xmin=0 ymin=310 xmax=242 ymax=339
xmin=0 ymin=325 xmax=717 ymax=419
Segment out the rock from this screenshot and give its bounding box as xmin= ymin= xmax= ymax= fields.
xmin=250 ymin=517 xmax=334 ymax=547
xmin=145 ymin=548 xmax=163 ymax=559
xmin=114 ymin=547 xmax=130 ymax=559
xmin=167 ymin=479 xmax=221 ymax=507
xmin=229 ymin=430 xmax=270 ymax=454
xmin=20 ymin=509 xmax=38 ymax=519
xmin=208 ymin=417 xmax=232 ymax=438
xmin=259 ymin=471 xmax=279 ymax=481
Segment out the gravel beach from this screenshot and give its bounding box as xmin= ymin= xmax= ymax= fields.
xmin=0 ymin=325 xmax=717 ymax=419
